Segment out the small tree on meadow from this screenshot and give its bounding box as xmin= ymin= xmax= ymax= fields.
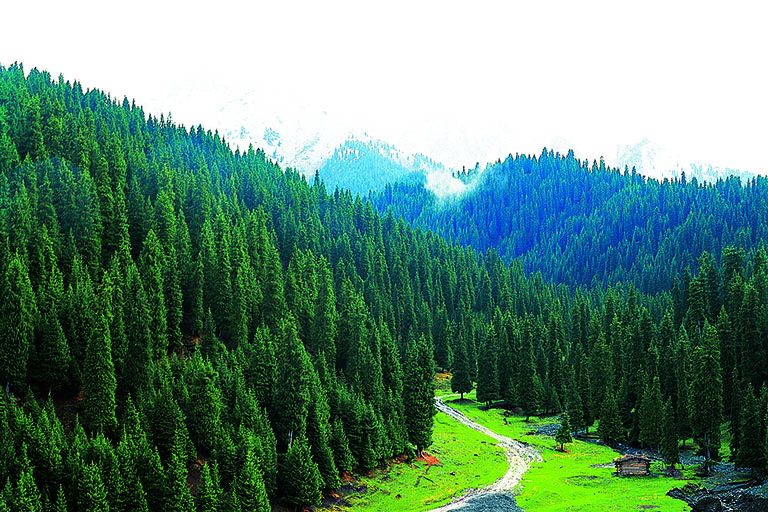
xmin=555 ymin=411 xmax=573 ymax=451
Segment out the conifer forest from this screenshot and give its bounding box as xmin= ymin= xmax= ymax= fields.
xmin=2 ymin=63 xmax=768 ymax=511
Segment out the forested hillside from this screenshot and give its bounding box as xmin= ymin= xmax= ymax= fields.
xmin=316 ymin=138 xmax=438 ymax=196
xmin=371 ymin=149 xmax=768 ymax=293
xmin=1 ymin=62 xmax=768 ymax=512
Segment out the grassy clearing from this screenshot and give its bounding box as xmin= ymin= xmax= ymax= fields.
xmin=433 ymin=372 xmax=454 ymax=397
xmin=329 ymin=405 xmax=507 ymax=512
xmin=445 ymin=395 xmax=694 ymax=511
xmin=518 ymin=444 xmax=691 ymax=511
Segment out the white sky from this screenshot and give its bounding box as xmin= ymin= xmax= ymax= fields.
xmin=1 ymin=0 xmax=766 ymax=172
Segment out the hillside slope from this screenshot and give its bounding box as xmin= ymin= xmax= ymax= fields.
xmin=371 ymin=149 xmax=768 ymax=292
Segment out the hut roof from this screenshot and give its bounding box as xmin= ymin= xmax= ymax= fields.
xmin=613 ymin=454 xmax=650 ymax=463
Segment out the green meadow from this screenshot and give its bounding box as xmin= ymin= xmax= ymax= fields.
xmin=330 ymin=408 xmax=507 ymax=511
xmin=446 ymin=392 xmax=695 ymax=511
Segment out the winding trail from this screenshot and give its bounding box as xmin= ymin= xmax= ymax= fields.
xmin=428 ymin=395 xmax=541 ymax=512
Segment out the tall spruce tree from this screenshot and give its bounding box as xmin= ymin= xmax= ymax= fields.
xmin=281 ymin=435 xmax=322 ymax=509
xmin=565 ymin=365 xmax=585 ymax=436
xmin=660 ymin=398 xmax=679 ymax=469
xmin=83 ymin=312 xmax=117 ymax=433
xmin=0 ymin=252 xmax=36 ymax=390
xmin=598 ymin=389 xmax=623 ymax=443
xmin=235 ymin=451 xmax=269 ymax=512
xmin=450 ymin=330 xmax=473 ymax=399
xmin=518 ymin=322 xmax=539 ymax=421
xmin=675 ymin=326 xmax=693 ymax=447
xmin=329 ymin=418 xmax=356 ymax=473
xmin=164 ymin=453 xmax=195 ymax=512
xmin=734 ymin=383 xmax=765 ymax=469
xmin=639 ymin=376 xmax=663 ymax=450
xmin=273 ymin=318 xmax=312 ymax=449
xmin=403 ymin=335 xmax=436 ymax=455
xmin=15 ymin=447 xmax=43 ymax=512
xmin=475 ymin=325 xmax=499 ymax=407
xmin=139 ymin=229 xmax=168 ymax=358
xmin=689 ymin=323 xmax=723 ymax=472
xmin=197 ymin=461 xmax=222 ymax=512
xmin=555 ymin=411 xmax=573 ymax=451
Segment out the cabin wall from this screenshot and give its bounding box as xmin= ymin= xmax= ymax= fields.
xmin=616 ymin=462 xmax=650 ymax=475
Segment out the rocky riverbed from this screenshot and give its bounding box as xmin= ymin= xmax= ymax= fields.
xmin=668 ymin=479 xmax=768 ymax=512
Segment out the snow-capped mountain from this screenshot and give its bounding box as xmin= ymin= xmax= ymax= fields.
xmin=316 ymin=137 xmax=467 ymax=197
xmin=614 ymin=138 xmax=754 ymax=183
xmin=212 ymin=91 xmax=356 ymax=174
xmin=138 ymin=80 xmax=755 ymax=196
xmin=139 ymin=81 xmax=466 ymax=196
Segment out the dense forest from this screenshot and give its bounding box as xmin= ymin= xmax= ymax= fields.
xmin=316 ymin=138 xmax=437 ymax=196
xmin=370 ymin=150 xmax=768 ymax=293
xmin=1 ymin=62 xmax=767 ymax=512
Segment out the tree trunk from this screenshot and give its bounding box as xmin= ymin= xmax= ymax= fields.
xmin=704 ymin=433 xmax=711 ymax=476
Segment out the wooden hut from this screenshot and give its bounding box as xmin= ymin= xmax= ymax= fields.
xmin=613 ymin=454 xmax=651 ymax=476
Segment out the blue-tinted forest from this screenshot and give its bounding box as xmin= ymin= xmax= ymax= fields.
xmin=372 ymin=149 xmax=766 ymax=293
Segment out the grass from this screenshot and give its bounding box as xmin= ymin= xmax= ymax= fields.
xmin=518 ymin=445 xmax=691 ymax=511
xmin=445 ymin=393 xmax=695 ymax=511
xmin=433 ymin=372 xmax=454 ymax=397
xmin=328 ymin=402 xmax=507 ymax=511
xmin=329 ymin=377 xmax=724 ymax=512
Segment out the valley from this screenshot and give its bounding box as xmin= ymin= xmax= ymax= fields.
xmin=1 ymin=60 xmax=767 ymax=512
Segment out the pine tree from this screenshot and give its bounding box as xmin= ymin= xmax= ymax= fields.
xmin=598 ymin=390 xmax=623 ymax=443
xmin=729 ymin=366 xmax=743 ymax=460
xmin=330 ymin=418 xmax=356 ymax=473
xmin=15 ymin=447 xmax=43 ymax=512
xmin=235 ymin=451 xmax=270 ymax=512
xmin=33 ymin=309 xmax=70 ymax=393
xmin=147 ymin=380 xmax=194 ymax=462
xmin=306 ymin=367 xmax=340 ymax=489
xmin=639 ymin=376 xmax=663 ymax=450
xmin=589 ymin=333 xmax=612 ymax=421
xmin=139 ymin=229 xmax=168 ymax=358
xmin=312 ymin=256 xmax=337 ymax=364
xmin=475 ymin=325 xmax=499 ymax=407
xmin=555 ymin=411 xmax=573 ymax=451
xmin=244 ymin=326 xmax=276 ymax=414
xmin=518 ymin=322 xmax=539 ymax=421
xmin=565 ymin=365 xmax=585 ymax=436
xmin=197 ymin=461 xmax=222 ymax=512
xmin=660 ymin=398 xmax=680 ymax=469
xmin=403 ymin=335 xmax=436 ymax=455
xmin=260 ymin=239 xmax=286 ymax=332
xmin=281 ymin=435 xmax=322 ymax=509
xmin=165 ymin=453 xmax=195 ymax=512
xmin=675 ymin=327 xmax=693 ymax=447
xmin=122 ymin=261 xmax=152 ymax=394
xmin=187 ymin=355 xmax=224 ymax=453
xmin=450 ymin=330 xmax=473 ymax=399
xmin=83 ymin=312 xmax=117 ymax=433
xmin=52 ymin=485 xmax=67 ymax=512
xmin=0 ymin=252 xmax=36 ymax=389
xmin=689 ymin=323 xmax=723 ymax=472
xmin=90 ymin=431 xmax=126 ymax=512
xmin=116 ymin=431 xmax=149 ymax=512
xmin=225 ymin=487 xmax=243 ymax=512
xmin=273 ymin=318 xmax=312 ymax=449
xmin=734 ymin=383 xmax=765 ymax=469
xmin=77 ymin=462 xmax=109 ymax=512
xmin=433 ymin=305 xmax=452 ymax=370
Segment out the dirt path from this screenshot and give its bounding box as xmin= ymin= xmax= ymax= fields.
xmin=428 ymin=395 xmax=541 ymax=512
